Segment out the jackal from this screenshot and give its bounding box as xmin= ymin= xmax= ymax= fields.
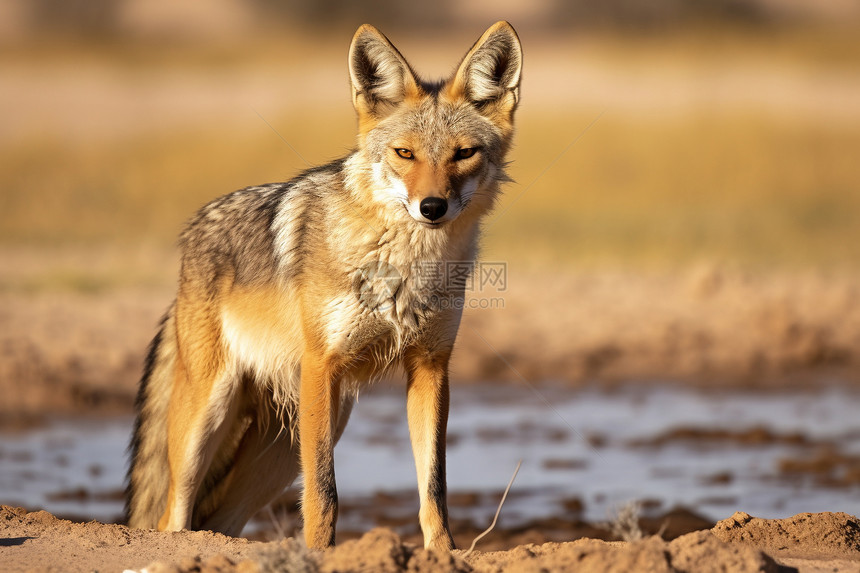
xmin=126 ymin=21 xmax=522 ymax=550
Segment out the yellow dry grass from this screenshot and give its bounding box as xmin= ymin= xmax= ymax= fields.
xmin=4 ymin=109 xmax=859 ymax=270
xmin=2 ymin=28 xmax=859 ymax=278
xmin=489 ymin=110 xmax=860 ymax=268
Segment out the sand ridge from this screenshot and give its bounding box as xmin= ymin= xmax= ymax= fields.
xmin=2 ymin=506 xmax=859 ymax=572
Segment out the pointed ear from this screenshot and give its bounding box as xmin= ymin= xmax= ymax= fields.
xmin=349 ymin=24 xmax=420 ymax=119
xmin=448 ymin=21 xmax=522 ymax=118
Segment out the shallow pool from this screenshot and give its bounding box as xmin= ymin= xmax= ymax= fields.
xmin=1 ymin=383 xmax=858 ymax=534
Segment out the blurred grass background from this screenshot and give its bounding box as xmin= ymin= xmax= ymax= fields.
xmin=2 ymin=0 xmax=860 ymax=289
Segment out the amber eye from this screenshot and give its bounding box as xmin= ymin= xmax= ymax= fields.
xmin=454 ymin=147 xmax=477 ymax=160
xmin=395 ymin=148 xmax=414 ymax=160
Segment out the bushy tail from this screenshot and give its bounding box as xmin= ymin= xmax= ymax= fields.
xmin=125 ymin=304 xmax=178 ymax=529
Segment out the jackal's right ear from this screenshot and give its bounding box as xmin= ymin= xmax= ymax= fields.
xmin=349 ymin=25 xmax=419 ymax=120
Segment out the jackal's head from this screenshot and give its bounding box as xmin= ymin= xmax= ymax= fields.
xmin=348 ymin=21 xmax=522 ymax=227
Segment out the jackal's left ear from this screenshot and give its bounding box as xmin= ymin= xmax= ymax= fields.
xmin=349 ymin=24 xmax=420 ymax=119
xmin=449 ymin=21 xmax=522 ymax=119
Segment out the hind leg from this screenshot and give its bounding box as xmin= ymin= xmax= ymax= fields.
xmin=200 ymin=402 xmax=300 ymax=536
xmin=159 ymin=361 xmax=242 ymax=531
xmin=201 ymin=393 xmax=354 ymax=537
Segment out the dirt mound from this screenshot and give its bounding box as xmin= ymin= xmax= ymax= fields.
xmin=713 ymin=511 xmax=860 ymax=559
xmin=151 ymin=529 xmax=778 ymax=573
xmin=5 ymin=506 xmax=860 ymax=573
xmin=668 ymin=531 xmax=780 ymax=573
xmin=0 ymin=506 xmax=255 ymax=573
xmin=464 ymin=534 xmax=777 ymax=572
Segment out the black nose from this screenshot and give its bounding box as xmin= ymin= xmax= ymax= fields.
xmin=419 ymin=197 xmax=448 ymax=221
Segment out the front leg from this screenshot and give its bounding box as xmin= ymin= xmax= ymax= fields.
xmin=299 ymin=350 xmax=341 ymax=550
xmin=405 ymin=348 xmax=455 ymax=550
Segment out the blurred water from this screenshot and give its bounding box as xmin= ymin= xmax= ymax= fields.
xmin=1 ymin=384 xmax=858 ymax=532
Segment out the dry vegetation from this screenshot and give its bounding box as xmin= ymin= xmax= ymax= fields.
xmin=2 ymin=28 xmax=860 ymax=276
xmin=4 ymin=109 xmax=860 ymax=272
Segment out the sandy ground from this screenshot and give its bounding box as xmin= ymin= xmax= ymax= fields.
xmin=1 ymin=505 xmax=858 ymax=572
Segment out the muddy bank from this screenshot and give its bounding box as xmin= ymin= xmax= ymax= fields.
xmin=1 ymin=506 xmax=858 ymax=572
xmin=457 ymin=267 xmax=860 ymax=388
xmin=2 ymin=265 xmax=859 ymax=425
